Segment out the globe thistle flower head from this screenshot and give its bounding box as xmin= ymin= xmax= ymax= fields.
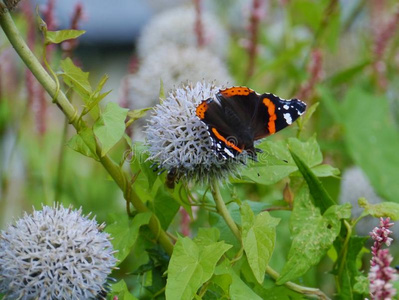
xmin=145 ymin=81 xmax=245 ymax=184
xmin=128 ymin=44 xmax=232 ymax=110
xmin=137 ymin=6 xmax=228 ymax=59
xmin=0 ymin=205 xmax=117 ymax=300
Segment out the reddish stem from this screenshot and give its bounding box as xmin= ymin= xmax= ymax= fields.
xmin=194 ymin=0 xmax=205 ymax=47
xmin=297 ymin=48 xmax=323 ymax=100
xmin=62 ymin=3 xmax=84 ymax=57
xmin=245 ymin=0 xmax=264 ymax=81
xmin=179 ymin=207 xmax=191 ymax=236
xmin=21 ymin=1 xmax=37 ymax=108
xmin=372 ymin=4 xmax=399 ymax=91
xmin=120 ymin=55 xmax=139 ymax=138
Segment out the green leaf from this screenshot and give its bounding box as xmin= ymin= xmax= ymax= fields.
xmin=130 ymin=142 xmax=167 ymax=203
xmin=277 ymin=186 xmax=351 ymax=284
xmin=336 ymin=236 xmax=369 ymax=299
xmin=67 ymin=127 xmax=99 ymax=161
xmin=94 ymin=74 xmax=109 ymax=94
xmin=289 ymin=0 xmax=323 ymax=30
xmin=353 ymin=275 xmax=369 ymax=294
xmin=214 ymin=260 xmax=263 ymax=300
xmin=301 ymin=102 xmax=319 ymax=129
xmin=211 ymin=274 xmax=232 ymax=298
xmin=358 ymin=198 xmax=399 ymax=220
xmin=341 ymin=88 xmax=399 ymax=203
xmin=237 ymin=136 xmax=323 ymax=185
xmin=240 ymin=203 xmax=280 ymax=284
xmin=106 ymin=212 xmax=152 ymax=263
xmin=82 ymin=74 xmax=111 ymax=118
xmin=165 ymin=235 xmax=232 ymax=300
xmin=310 ymin=164 xmax=340 ymax=177
xmin=317 ymin=86 xmax=342 ymax=123
xmin=60 ymin=58 xmax=92 ymax=100
xmin=45 ymin=29 xmax=85 ymax=44
xmin=322 ymin=8 xmax=341 ymax=51
xmin=326 ymin=61 xmax=371 ymax=87
xmin=109 ymin=280 xmax=138 ymax=300
xmin=127 ymin=107 xmax=152 ymax=122
xmin=93 ymin=102 xmax=129 ymax=156
xmin=290 ymin=149 xmax=335 ymax=214
xmin=152 ymin=188 xmax=180 ymax=230
xmin=194 ymin=227 xmax=221 ymax=245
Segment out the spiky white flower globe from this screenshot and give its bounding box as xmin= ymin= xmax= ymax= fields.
xmin=145 ymin=81 xmax=243 ymax=184
xmin=0 ymin=205 xmax=117 ymax=300
xmin=137 ymin=6 xmax=228 ymax=59
xmin=128 ymin=44 xmax=232 ymax=110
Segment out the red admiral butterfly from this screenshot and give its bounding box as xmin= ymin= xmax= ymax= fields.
xmin=196 ymin=87 xmax=306 ymax=160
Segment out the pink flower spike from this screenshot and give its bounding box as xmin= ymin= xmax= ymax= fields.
xmin=368 ymin=217 xmax=398 ymax=299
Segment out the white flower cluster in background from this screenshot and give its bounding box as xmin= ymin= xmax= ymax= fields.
xmin=0 ymin=205 xmax=117 ymax=300
xmin=126 ymin=4 xmax=231 ymax=109
xmin=146 ymin=0 xmax=191 ymax=13
xmin=125 ymin=4 xmax=232 ymax=140
xmin=137 ymin=6 xmax=228 ymax=59
xmin=339 ymin=166 xmax=383 ymax=211
xmin=146 ymin=81 xmax=243 ymax=184
xmin=128 ymin=43 xmax=232 ymax=110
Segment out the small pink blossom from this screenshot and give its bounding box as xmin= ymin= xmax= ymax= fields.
xmin=245 ymin=0 xmax=267 ymax=81
xmin=194 ymin=0 xmax=205 ymax=47
xmin=369 ymin=218 xmax=397 ymax=300
xmin=179 ymin=207 xmax=191 ymax=236
xmin=62 ymin=3 xmax=85 ymax=54
xmin=297 ymin=48 xmax=323 ymax=100
xmin=372 ymin=4 xmax=399 ymax=91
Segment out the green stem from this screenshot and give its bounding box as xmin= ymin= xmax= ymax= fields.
xmin=210 ymin=180 xmax=330 ymax=300
xmin=335 ymin=220 xmax=352 ymax=293
xmin=0 ymin=8 xmax=174 ymax=256
xmin=266 ymin=267 xmax=331 ymax=300
xmin=54 ymin=115 xmax=69 ymax=203
xmin=210 ymin=180 xmax=241 ymax=240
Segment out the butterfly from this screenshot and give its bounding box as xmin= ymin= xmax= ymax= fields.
xmin=196 ymin=86 xmax=306 ymax=160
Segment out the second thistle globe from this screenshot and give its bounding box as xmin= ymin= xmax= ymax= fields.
xmin=145 ymin=81 xmax=244 ymax=185
xmin=0 ymin=205 xmax=117 ymax=300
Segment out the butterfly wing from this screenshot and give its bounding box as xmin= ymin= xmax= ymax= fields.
xmin=195 ymin=87 xmax=306 ymax=160
xmin=196 ymin=87 xmax=259 ymax=159
xmin=251 ymin=93 xmax=306 ymax=140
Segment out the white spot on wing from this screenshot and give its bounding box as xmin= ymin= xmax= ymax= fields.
xmin=224 ymin=148 xmax=235 ymax=158
xmin=283 ymin=113 xmax=293 ymax=125
xmin=283 ymin=105 xmax=289 ymax=110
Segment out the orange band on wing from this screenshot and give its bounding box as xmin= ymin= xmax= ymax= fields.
xmin=211 ymin=128 xmax=243 ymax=153
xmin=220 ymin=87 xmax=254 ymax=97
xmin=196 ymin=101 xmax=208 ymax=119
xmin=263 ymin=98 xmax=276 ymax=134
